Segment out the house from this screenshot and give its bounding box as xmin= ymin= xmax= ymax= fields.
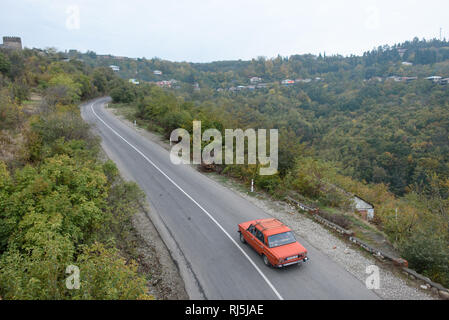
xmin=256 ymin=83 xmax=268 ymax=89
xmin=426 ymin=76 xmax=442 ymax=83
xmin=153 ymin=70 xmax=162 ymax=75
xmin=250 ymin=77 xmax=262 ymax=84
xmin=370 ymin=76 xmax=383 ymax=82
xmin=281 ymin=79 xmax=295 ymax=85
xmin=392 ymin=76 xmax=417 ymax=83
xmin=401 ymin=61 xmax=413 ymax=66
xmin=387 ymin=76 xmax=401 ymax=82
xmin=155 ymin=80 xmax=178 ymax=88
xmin=440 ymin=78 xmax=449 ymax=85
xmin=296 ymin=78 xmax=312 ymax=83
xmin=352 ymin=196 xmax=375 ymax=221
xmin=109 ymin=65 xmax=120 ymax=72
xmin=404 ymin=76 xmax=418 ymax=83
xmin=397 ymin=48 xmax=407 ymax=58
xmin=129 ymin=78 xmax=140 ymax=85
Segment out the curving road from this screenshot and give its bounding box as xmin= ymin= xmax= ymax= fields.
xmin=81 ymin=97 xmax=380 ymax=300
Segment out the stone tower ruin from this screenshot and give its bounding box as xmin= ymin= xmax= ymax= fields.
xmin=1 ymin=37 xmax=22 ymax=50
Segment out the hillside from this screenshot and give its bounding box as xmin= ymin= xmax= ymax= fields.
xmin=2 ymin=37 xmax=448 ymax=291
xmin=71 ymin=38 xmax=449 ymax=287
xmin=0 ymin=47 xmax=154 ymax=299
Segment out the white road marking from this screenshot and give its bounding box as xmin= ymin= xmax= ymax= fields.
xmin=90 ymin=100 xmax=284 ymax=300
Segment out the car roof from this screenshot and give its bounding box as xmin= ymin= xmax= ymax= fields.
xmin=254 ymin=218 xmax=291 ymax=236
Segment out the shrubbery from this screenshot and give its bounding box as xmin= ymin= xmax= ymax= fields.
xmin=0 ymin=50 xmax=152 ymax=298
xmin=0 ymin=110 xmax=151 ymax=298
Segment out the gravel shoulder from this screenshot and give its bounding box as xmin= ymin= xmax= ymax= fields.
xmin=105 ymin=104 xmax=438 ymax=300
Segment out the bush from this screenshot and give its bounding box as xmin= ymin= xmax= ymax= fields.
xmin=0 ymin=90 xmax=22 ymax=130
xmin=400 ymin=229 xmax=449 ymax=287
xmin=32 ymin=110 xmax=98 ymax=150
xmin=0 ymin=52 xmax=11 ymax=75
xmin=72 ymin=243 xmax=152 ymax=300
xmin=317 ymin=210 xmax=352 ymax=230
xmin=110 ymin=83 xmax=136 ymax=103
xmin=255 ymin=174 xmax=282 ymax=193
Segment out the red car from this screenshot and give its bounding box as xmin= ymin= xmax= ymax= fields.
xmin=238 ymin=218 xmax=309 ymax=268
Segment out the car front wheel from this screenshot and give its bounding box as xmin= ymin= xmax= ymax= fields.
xmin=262 ymin=255 xmax=271 ymax=267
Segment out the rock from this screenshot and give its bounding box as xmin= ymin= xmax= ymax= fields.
xmin=344 ymin=248 xmax=351 ymax=254
xmin=439 ymin=290 xmax=449 ymax=300
xmin=373 ymin=253 xmax=384 ymax=261
xmin=332 ymin=246 xmax=337 ymax=249
xmin=409 ymin=275 xmax=416 ymax=280
xmin=420 ymin=285 xmax=428 ymax=290
xmin=392 ymin=258 xmax=408 ymax=267
xmin=431 ymin=287 xmax=439 ymax=295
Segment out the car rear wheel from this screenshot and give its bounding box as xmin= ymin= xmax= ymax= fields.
xmin=239 ymin=232 xmax=246 ymax=244
xmin=262 ymin=255 xmax=271 ymax=267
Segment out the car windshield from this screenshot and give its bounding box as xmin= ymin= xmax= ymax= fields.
xmin=267 ymin=232 xmax=296 ymax=248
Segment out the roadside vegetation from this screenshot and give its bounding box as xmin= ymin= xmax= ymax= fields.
xmin=0 ymin=48 xmax=152 ymax=299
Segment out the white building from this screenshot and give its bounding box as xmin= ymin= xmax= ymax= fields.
xmin=426 ymin=76 xmax=442 ymax=83
xmin=153 ymin=70 xmax=162 ymax=75
xmin=281 ymin=79 xmax=295 ymax=85
xmin=109 ymin=65 xmax=120 ymax=72
xmin=352 ymin=196 xmax=375 ymax=221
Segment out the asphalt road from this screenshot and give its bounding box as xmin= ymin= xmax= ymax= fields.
xmin=81 ymin=97 xmax=380 ymax=300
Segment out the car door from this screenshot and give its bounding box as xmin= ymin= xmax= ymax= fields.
xmin=245 ymin=225 xmax=259 ymax=251
xmin=253 ymin=228 xmax=266 ymax=255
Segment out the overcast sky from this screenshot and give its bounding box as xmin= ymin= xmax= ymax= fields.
xmin=2 ymin=0 xmax=449 ymax=62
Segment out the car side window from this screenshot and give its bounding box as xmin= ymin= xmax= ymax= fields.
xmin=255 ymin=229 xmax=265 ymax=244
xmin=248 ymin=225 xmax=256 ymax=235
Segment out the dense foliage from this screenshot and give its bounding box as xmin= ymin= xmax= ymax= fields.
xmin=0 ymin=47 xmax=151 ymax=299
